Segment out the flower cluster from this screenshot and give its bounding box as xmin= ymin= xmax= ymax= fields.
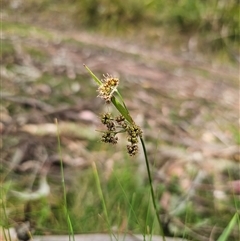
xmin=97 ymin=74 xmax=119 ymax=103
xmin=100 ymin=113 xmax=142 ymax=156
xmin=126 ymin=124 xmax=142 ymax=156
xmin=100 ymin=113 xmax=118 ymax=144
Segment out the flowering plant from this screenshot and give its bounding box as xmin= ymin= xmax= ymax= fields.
xmin=84 ymin=64 xmax=166 ymax=240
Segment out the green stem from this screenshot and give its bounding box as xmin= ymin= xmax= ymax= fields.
xmin=92 ymin=162 xmax=117 ymax=241
xmin=140 ymin=137 xmax=166 ymax=241
xmin=55 ymin=119 xmax=75 ymax=241
xmin=83 ymin=64 xmax=102 ymax=85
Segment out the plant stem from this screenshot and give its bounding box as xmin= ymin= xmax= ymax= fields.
xmin=140 ymin=137 xmax=166 ymax=241
xmin=55 ymin=118 xmax=75 ymax=241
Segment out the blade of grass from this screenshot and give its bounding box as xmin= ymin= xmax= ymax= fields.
xmin=145 ymin=190 xmax=154 ymax=241
xmin=2 ymin=227 xmax=11 ymax=241
xmin=55 ymin=118 xmax=75 ymax=241
xmin=115 ymin=89 xmax=129 ymax=114
xmin=1 ymin=186 xmax=12 ymax=241
xmin=217 ymin=212 xmax=239 ymax=241
xmin=92 ymin=162 xmax=117 ymax=241
xmin=113 ymin=172 xmax=146 ymax=241
xmin=111 ymin=96 xmax=133 ymax=124
xmin=83 ymin=64 xmax=102 ymax=85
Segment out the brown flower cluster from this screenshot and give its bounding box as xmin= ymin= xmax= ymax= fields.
xmin=97 ymin=74 xmax=119 ymax=103
xmin=126 ymin=124 xmax=142 ymax=156
xmin=100 ymin=113 xmax=142 ymax=156
xmin=100 ymin=113 xmax=118 ymax=144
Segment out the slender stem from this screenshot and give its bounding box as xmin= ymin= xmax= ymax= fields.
xmin=55 ymin=119 xmax=75 ymax=241
xmin=140 ymin=137 xmax=166 ymax=241
xmin=92 ymin=162 xmax=117 ymax=241
xmin=83 ymin=64 xmax=102 ymax=85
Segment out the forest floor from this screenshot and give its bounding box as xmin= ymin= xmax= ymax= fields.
xmin=1 ymin=7 xmax=240 ymax=241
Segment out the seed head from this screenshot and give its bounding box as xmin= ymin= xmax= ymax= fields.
xmin=101 ymin=132 xmax=118 ymax=144
xmin=127 ymin=144 xmax=138 ymax=156
xmin=101 ymin=113 xmax=112 ymax=125
xmin=97 ymin=74 xmax=119 ymax=103
xmin=115 ymin=115 xmax=125 ymax=123
xmin=106 ymin=121 xmax=116 ymax=131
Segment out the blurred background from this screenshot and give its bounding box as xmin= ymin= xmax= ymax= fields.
xmin=1 ymin=1 xmax=239 ymax=240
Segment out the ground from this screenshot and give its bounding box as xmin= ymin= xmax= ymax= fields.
xmin=1 ymin=6 xmax=239 ymax=241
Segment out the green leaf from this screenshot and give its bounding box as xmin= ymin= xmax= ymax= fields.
xmin=217 ymin=212 xmax=239 ymax=241
xmin=111 ymin=96 xmax=133 ymax=124
xmin=115 ymin=89 xmax=128 ymax=111
xmin=83 ymin=64 xmax=102 ymax=85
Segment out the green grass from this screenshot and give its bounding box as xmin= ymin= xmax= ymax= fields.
xmin=24 ymin=46 xmax=50 ymax=63
xmin=73 ymin=0 xmax=239 ymax=38
xmin=66 ymin=160 xmax=158 ymax=235
xmin=3 ymin=0 xmax=239 ymax=57
xmin=2 ymin=21 xmax=53 ymax=40
xmin=1 ymin=40 xmax=16 ymax=67
xmin=12 ymin=159 xmax=159 ymax=237
xmin=217 ymin=213 xmax=239 ymax=241
xmin=1 ymin=136 xmax=239 ymax=240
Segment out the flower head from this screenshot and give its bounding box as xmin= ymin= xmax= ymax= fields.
xmin=100 ymin=112 xmax=142 ymax=156
xmin=97 ymin=74 xmax=119 ymax=103
xmin=127 ymin=144 xmax=138 ymax=156
xmin=101 ymin=132 xmax=118 ymax=144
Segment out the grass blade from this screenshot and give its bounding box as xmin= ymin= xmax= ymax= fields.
xmin=217 ymin=212 xmax=238 ymax=241
xmin=111 ymin=96 xmax=133 ymax=124
xmin=55 ymin=118 xmax=75 ymax=241
xmin=83 ymin=64 xmax=102 ymax=85
xmin=92 ymin=162 xmax=117 ymax=241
